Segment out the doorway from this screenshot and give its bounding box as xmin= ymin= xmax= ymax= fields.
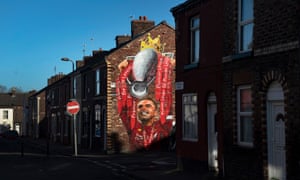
xmin=207 ymin=92 xmax=218 ymax=172
xmin=267 ymin=81 xmax=286 ymax=180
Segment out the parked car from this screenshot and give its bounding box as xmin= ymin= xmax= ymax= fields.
xmin=3 ymin=130 xmax=19 ymax=140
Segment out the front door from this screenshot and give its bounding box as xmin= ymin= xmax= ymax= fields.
xmin=207 ymin=101 xmax=218 ymax=171
xmin=267 ymin=101 xmax=286 ymax=180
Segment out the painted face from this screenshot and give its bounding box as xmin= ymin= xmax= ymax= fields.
xmin=137 ymin=99 xmax=156 ymax=124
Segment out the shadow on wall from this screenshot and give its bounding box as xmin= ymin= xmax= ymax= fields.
xmin=136 ymin=135 xmax=176 ymax=153
xmin=110 ymin=132 xmax=123 ymax=154
xmin=39 ymin=117 xmax=48 ymax=138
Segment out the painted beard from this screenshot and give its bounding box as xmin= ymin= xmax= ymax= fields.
xmin=138 ymin=110 xmax=152 ymax=124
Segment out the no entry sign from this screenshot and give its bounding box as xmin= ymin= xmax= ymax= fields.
xmin=66 ymin=99 xmax=80 ymax=115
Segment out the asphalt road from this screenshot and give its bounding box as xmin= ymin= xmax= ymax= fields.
xmin=0 ymin=137 xmax=135 ymax=180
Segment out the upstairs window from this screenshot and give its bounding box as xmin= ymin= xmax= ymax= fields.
xmin=3 ymin=110 xmax=8 ymax=119
xmin=190 ymin=16 xmax=200 ymax=64
xmin=73 ymin=77 xmax=77 ymax=98
xmin=238 ymin=0 xmax=254 ymax=52
xmin=83 ymin=74 xmax=88 ymax=98
xmin=237 ymin=85 xmax=253 ymax=147
xmin=95 ymin=69 xmax=101 ymax=95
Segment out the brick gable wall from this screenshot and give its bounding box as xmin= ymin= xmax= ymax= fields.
xmin=106 ymin=23 xmax=175 ymax=153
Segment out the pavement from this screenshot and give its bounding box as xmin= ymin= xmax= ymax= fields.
xmin=22 ymin=137 xmax=220 ymax=180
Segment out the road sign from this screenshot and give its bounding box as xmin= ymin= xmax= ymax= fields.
xmin=66 ymin=99 xmax=80 ymax=115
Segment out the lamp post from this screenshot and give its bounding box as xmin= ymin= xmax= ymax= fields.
xmin=61 ymin=57 xmax=75 ymax=72
xmin=60 ymin=57 xmax=78 ymax=157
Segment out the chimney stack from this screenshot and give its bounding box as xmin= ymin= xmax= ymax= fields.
xmin=115 ymin=35 xmax=131 ymax=48
xmin=131 ymin=16 xmax=155 ymax=38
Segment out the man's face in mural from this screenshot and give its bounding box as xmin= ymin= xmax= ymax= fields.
xmin=137 ymin=99 xmax=157 ymax=126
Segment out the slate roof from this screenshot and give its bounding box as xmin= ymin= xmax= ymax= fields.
xmin=0 ymin=93 xmax=29 ymax=107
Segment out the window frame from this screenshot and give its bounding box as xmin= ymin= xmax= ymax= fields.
xmin=82 ymin=111 xmax=89 ymax=137
xmin=238 ymin=0 xmax=254 ymax=53
xmin=73 ymin=77 xmax=77 ymax=98
xmin=95 ymin=69 xmax=101 ymax=95
xmin=94 ymin=104 xmax=101 ymax=137
xmin=182 ymin=93 xmax=198 ymax=141
xmin=237 ymin=85 xmax=253 ymax=147
xmin=3 ymin=110 xmax=8 ymax=119
xmin=190 ymin=16 xmax=200 ymax=64
xmin=64 ymin=117 xmax=69 ymax=136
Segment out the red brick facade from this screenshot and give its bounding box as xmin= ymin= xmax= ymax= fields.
xmin=106 ymin=22 xmax=176 ymax=153
xmin=172 ymin=0 xmax=224 ymax=174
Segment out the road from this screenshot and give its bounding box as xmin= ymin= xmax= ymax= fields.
xmin=0 ymin=137 xmax=134 ymax=180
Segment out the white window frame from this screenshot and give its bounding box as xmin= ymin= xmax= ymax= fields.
xmin=190 ymin=16 xmax=200 ymax=64
xmin=237 ymin=85 xmax=253 ymax=147
xmin=238 ymin=0 xmax=254 ymax=53
xmin=95 ymin=69 xmax=101 ymax=95
xmin=94 ymin=104 xmax=101 ymax=137
xmin=73 ymin=77 xmax=76 ymax=98
xmin=182 ymin=93 xmax=198 ymax=141
xmin=3 ymin=110 xmax=8 ymax=119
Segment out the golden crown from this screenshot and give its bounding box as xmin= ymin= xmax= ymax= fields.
xmin=140 ymin=33 xmax=164 ymax=52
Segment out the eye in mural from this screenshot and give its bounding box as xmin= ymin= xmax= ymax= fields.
xmin=116 ymin=33 xmax=175 ymax=150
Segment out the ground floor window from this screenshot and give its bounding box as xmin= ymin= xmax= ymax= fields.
xmin=237 ymin=85 xmax=253 ymax=147
xmin=82 ymin=111 xmax=89 ymax=137
xmin=95 ymin=105 xmax=101 ymax=137
xmin=182 ymin=93 xmax=198 ymax=141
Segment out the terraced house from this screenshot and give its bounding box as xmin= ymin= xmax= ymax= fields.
xmin=222 ymin=0 xmax=300 ymax=179
xmin=29 ymin=16 xmax=176 ymax=154
xmin=171 ymin=0 xmax=224 ymax=175
xmin=0 ymin=89 xmax=30 ymax=136
xmin=172 ymin=0 xmax=300 ymax=179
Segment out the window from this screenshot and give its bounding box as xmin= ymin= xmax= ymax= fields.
xmin=95 ymin=105 xmax=101 ymax=137
xmin=82 ymin=111 xmax=89 ymax=137
xmin=64 ymin=118 xmax=69 ymax=136
xmin=182 ymin=93 xmax=198 ymax=141
xmin=3 ymin=110 xmax=8 ymax=119
xmin=51 ymin=114 xmax=56 ymax=137
xmin=237 ymin=85 xmax=253 ymax=147
xmin=95 ymin=69 xmax=101 ymax=95
xmin=190 ymin=16 xmax=200 ymax=64
xmin=238 ymin=0 xmax=254 ymax=52
xmin=83 ymin=75 xmax=87 ymax=98
xmin=73 ymin=77 xmax=77 ymax=98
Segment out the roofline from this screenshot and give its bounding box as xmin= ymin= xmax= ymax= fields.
xmin=171 ymin=0 xmax=199 ymax=14
xmin=108 ymin=20 xmax=175 ymax=54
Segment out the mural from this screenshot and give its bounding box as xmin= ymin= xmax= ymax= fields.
xmin=116 ymin=33 xmax=175 ymax=150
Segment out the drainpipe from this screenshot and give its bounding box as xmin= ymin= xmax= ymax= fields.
xmin=36 ymin=97 xmax=40 ymax=139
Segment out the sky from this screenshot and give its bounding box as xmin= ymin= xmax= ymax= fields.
xmin=0 ymin=0 xmax=185 ymax=92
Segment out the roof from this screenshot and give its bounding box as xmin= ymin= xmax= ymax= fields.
xmin=170 ymin=0 xmax=200 ymax=14
xmin=107 ymin=20 xmax=175 ymax=54
xmin=0 ymin=93 xmax=29 ymax=107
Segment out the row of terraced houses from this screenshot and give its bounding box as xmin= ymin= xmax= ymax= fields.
xmin=15 ymin=0 xmax=300 ymax=179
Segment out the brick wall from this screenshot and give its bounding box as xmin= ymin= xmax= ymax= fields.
xmin=254 ymin=0 xmax=299 ymax=50
xmin=106 ymin=23 xmax=175 ymax=153
xmin=223 ymin=0 xmax=300 ymax=179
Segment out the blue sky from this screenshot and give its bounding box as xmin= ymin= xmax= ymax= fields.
xmin=0 ymin=0 xmax=185 ymax=92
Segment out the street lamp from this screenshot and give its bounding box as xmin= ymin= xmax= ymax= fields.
xmin=61 ymin=57 xmax=75 ymax=72
xmin=60 ymin=57 xmax=78 ymax=156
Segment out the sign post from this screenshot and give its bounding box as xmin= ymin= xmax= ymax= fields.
xmin=66 ymin=99 xmax=80 ymax=157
